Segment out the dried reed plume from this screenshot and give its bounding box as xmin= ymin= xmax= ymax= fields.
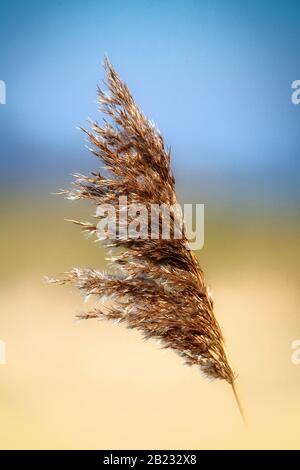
xmin=49 ymin=58 xmax=244 ymax=420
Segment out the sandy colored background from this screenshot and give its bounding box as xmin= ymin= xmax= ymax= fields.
xmin=0 ymin=198 xmax=299 ymax=449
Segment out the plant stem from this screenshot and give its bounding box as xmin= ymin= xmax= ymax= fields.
xmin=231 ymin=381 xmax=246 ymax=425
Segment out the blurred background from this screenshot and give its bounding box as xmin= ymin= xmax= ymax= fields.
xmin=0 ymin=0 xmax=299 ymax=449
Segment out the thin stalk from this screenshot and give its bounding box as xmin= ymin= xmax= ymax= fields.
xmin=231 ymin=381 xmax=246 ymax=425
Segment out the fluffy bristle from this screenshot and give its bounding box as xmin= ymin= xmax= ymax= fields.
xmin=51 ymin=58 xmax=236 ymax=385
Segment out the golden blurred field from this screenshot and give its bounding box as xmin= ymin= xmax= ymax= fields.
xmin=0 ymin=197 xmax=300 ymax=449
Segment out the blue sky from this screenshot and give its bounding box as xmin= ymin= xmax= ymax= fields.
xmin=0 ymin=0 xmax=299 ymax=203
